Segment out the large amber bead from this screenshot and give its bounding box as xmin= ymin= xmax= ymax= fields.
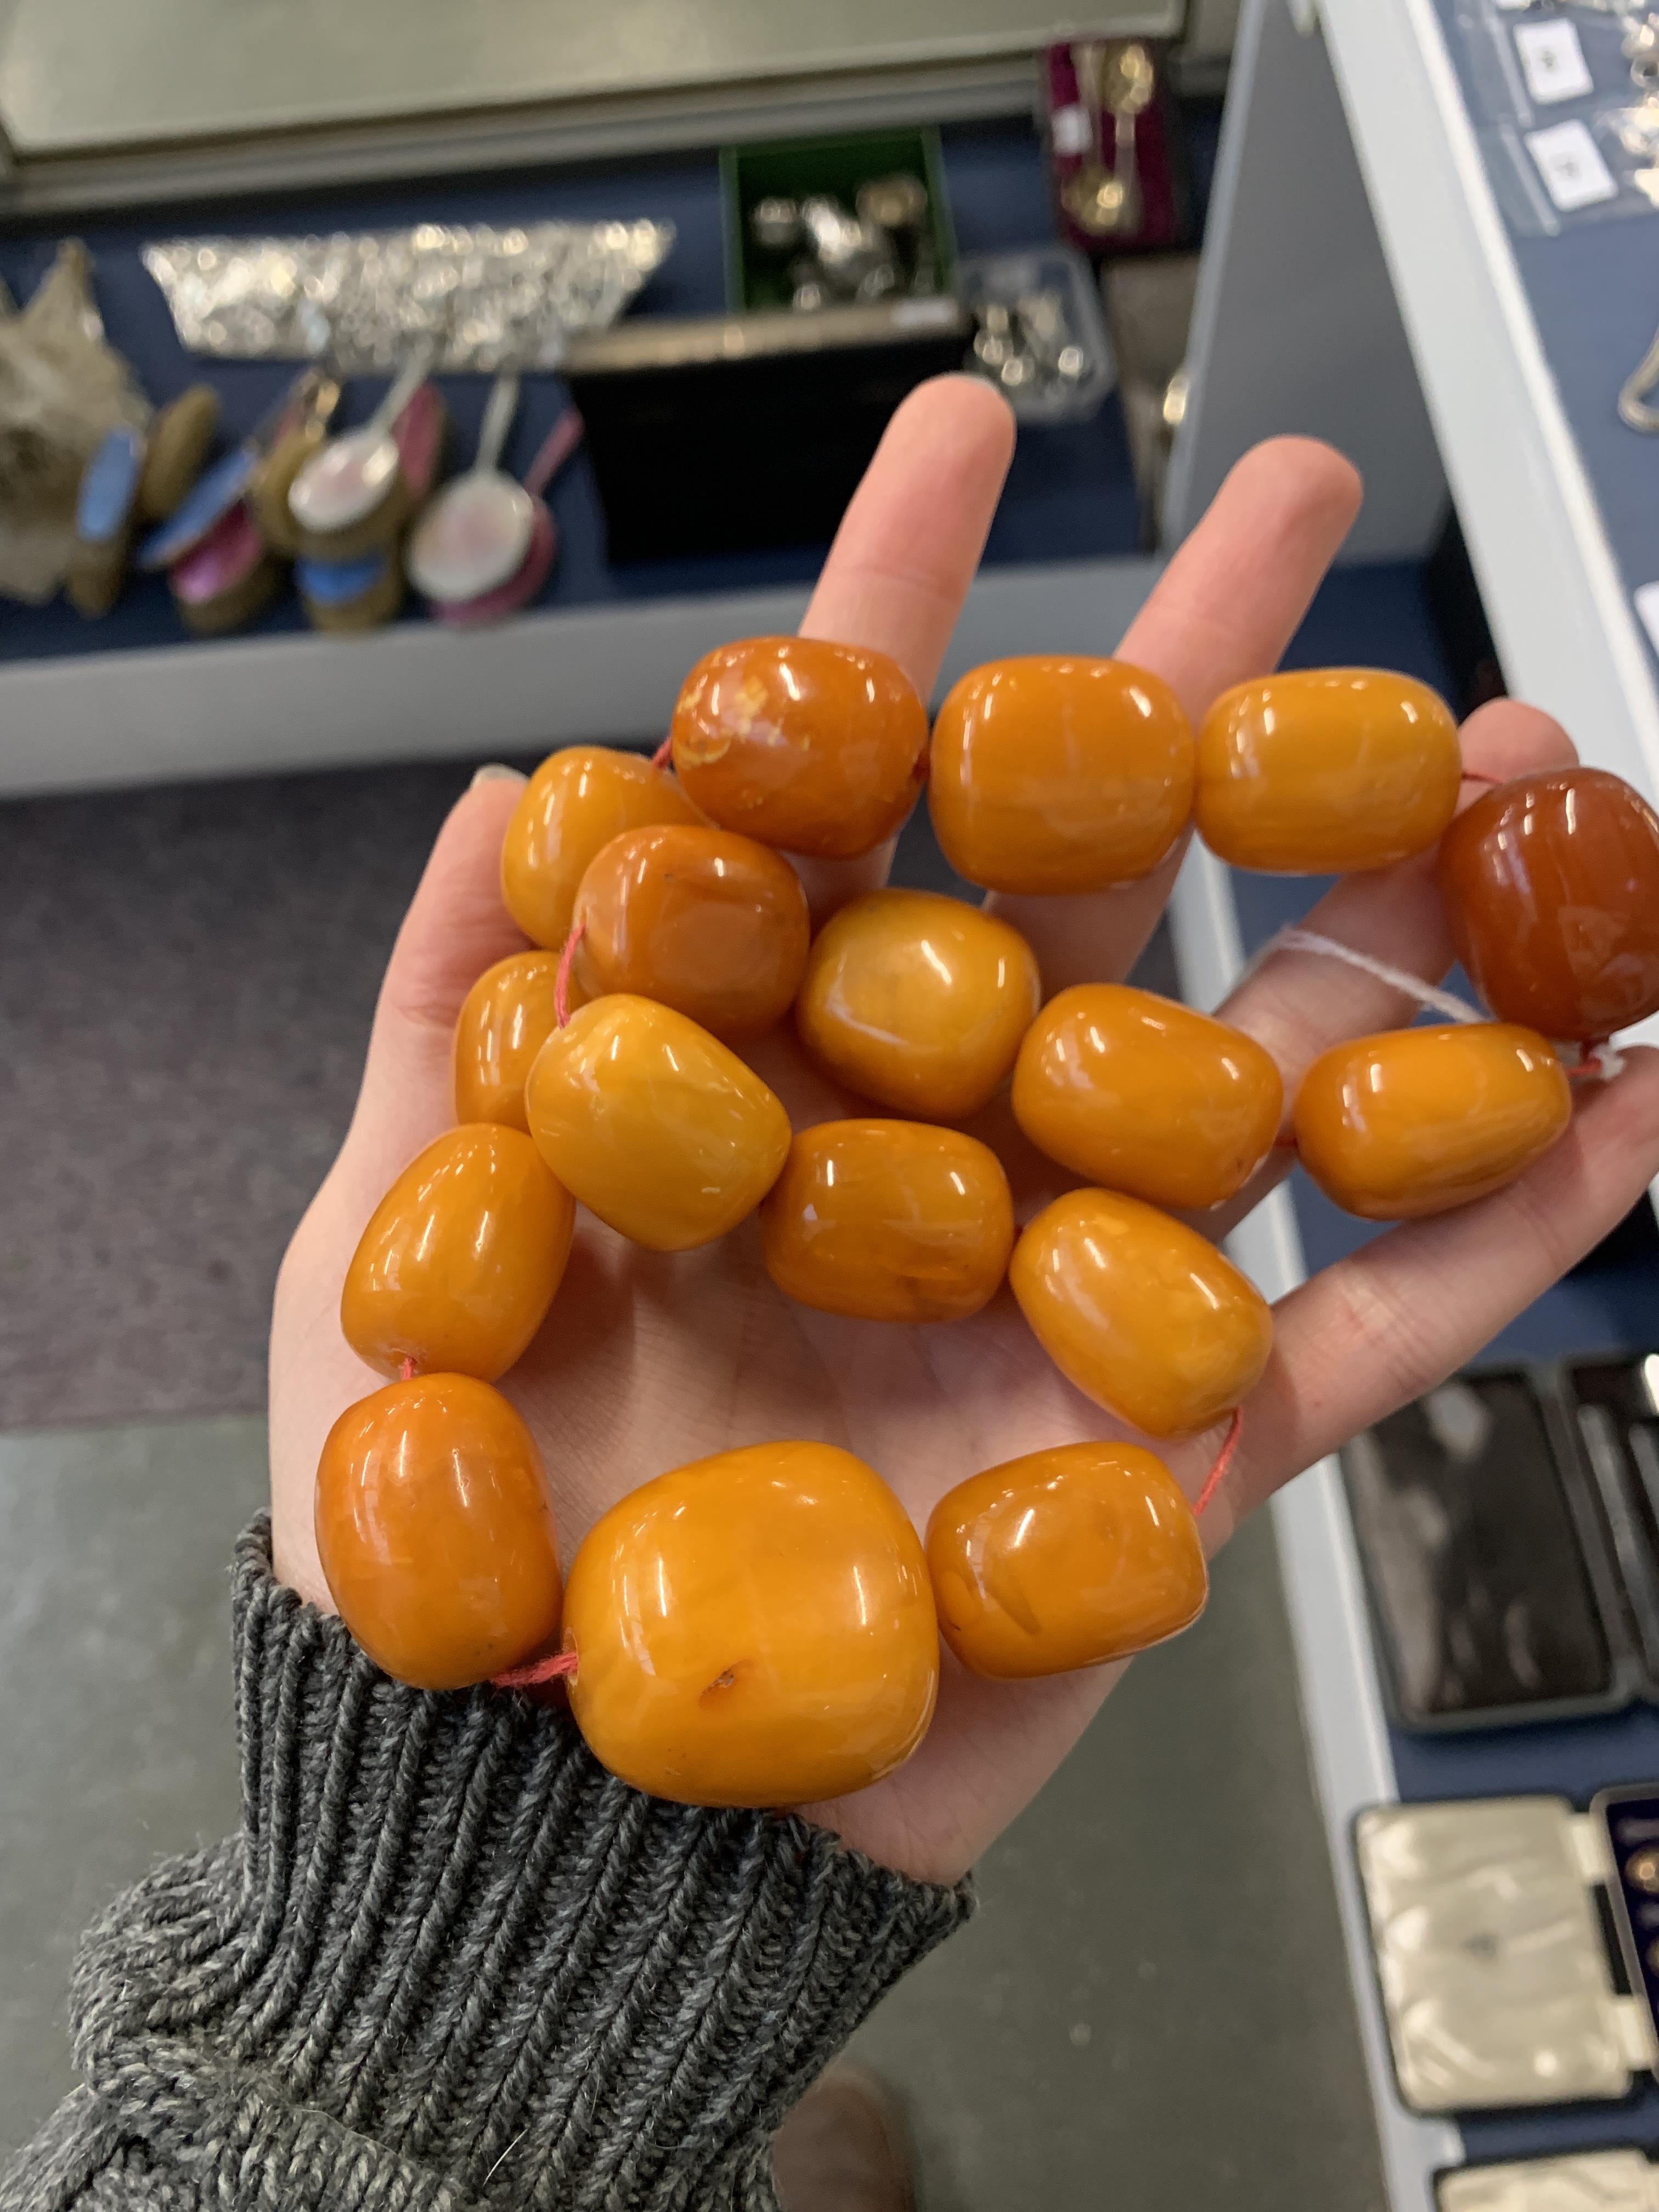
xmin=1293 ymin=1022 xmax=1571 ymax=1221
xmin=341 ymin=1125 xmax=575 ymax=1381
xmin=501 ymin=746 xmax=700 ymax=950
xmin=572 ymin=823 xmax=809 ymax=1043
xmin=668 ymin=636 xmax=928 ymax=860
xmin=524 ymin=994 xmax=791 ymax=1250
xmin=1437 ymin=767 xmax=1659 ymax=1042
xmin=927 ymin=1442 xmax=1207 ymax=1679
xmin=928 ymin=656 xmax=1193 ymax=894
xmin=453 ymin=950 xmax=585 ymax=1130
xmin=1195 ymin=668 xmax=1461 ymax=873
xmin=561 ymin=1440 xmax=938 ymax=1807
xmin=1010 ymin=1189 xmax=1273 ymax=1437
xmin=316 ymin=1373 xmax=562 ymax=1690
xmin=761 ymin=1120 xmax=1014 ymax=1323
xmin=795 ymin=888 xmax=1041 ymax=1119
xmin=1012 ymin=984 xmax=1283 ymax=1211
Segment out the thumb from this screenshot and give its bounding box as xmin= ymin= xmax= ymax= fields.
xmin=343 ymin=766 xmax=529 ymax=1183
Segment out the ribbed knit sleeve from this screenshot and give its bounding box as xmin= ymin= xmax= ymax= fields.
xmin=0 ymin=1519 xmax=972 ymax=2212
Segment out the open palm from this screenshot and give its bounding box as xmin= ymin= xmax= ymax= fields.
xmin=270 ymin=376 xmax=1659 ymax=1888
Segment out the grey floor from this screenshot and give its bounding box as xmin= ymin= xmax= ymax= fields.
xmin=0 ymin=760 xmax=1386 ymax=2205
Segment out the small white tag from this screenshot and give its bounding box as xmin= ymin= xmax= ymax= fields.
xmin=1526 ymin=117 xmax=1618 ymax=208
xmin=1492 ymin=0 xmax=1530 ymax=9
xmin=1515 ymin=19 xmax=1595 ymax=104
xmin=1051 ymin=104 xmax=1092 ymax=156
xmin=1635 ymin=579 xmax=1659 ymax=658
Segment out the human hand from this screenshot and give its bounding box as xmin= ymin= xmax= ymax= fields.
xmin=269 ymin=374 xmax=1659 ymax=1889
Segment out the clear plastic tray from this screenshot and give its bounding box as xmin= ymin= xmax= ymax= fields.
xmin=957 ymin=245 xmax=1116 ymax=424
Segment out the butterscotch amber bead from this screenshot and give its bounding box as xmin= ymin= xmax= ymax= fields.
xmin=1012 ymin=985 xmax=1283 ymax=1211
xmin=524 ymin=994 xmax=791 ymax=1250
xmin=1010 ymin=1189 xmax=1273 ymax=1437
xmin=928 ymin=656 xmax=1194 ymax=894
xmin=1293 ymin=1023 xmax=1571 ymax=1221
xmin=1195 ymin=668 xmax=1461 ymax=873
xmin=761 ymin=1120 xmax=1014 ymax=1323
xmin=669 ymin=636 xmax=928 ymax=860
xmin=572 ymin=824 xmax=809 ymax=1043
xmin=454 ymin=950 xmax=589 ymax=1130
xmin=927 ymin=1442 xmax=1207 ymax=1679
xmin=501 ymin=747 xmax=700 ymax=950
xmin=341 ymin=1125 xmax=575 ymax=1381
xmin=562 ymin=1441 xmax=937 ymax=1807
xmin=1437 ymin=768 xmax=1659 ymax=1042
xmin=795 ymin=888 xmax=1041 ymax=1120
xmin=316 ymin=1373 xmax=562 ymax=1690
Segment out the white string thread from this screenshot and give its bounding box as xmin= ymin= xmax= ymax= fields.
xmin=1246 ymin=926 xmax=1626 ymax=1082
xmin=1271 ymin=928 xmax=1482 ymax=1024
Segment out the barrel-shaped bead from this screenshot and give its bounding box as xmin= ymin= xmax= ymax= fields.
xmin=927 ymin=1442 xmax=1207 ymax=1678
xmin=561 ymin=1441 xmax=938 ymax=1807
xmin=1012 ymin=984 xmax=1283 ymax=1210
xmin=761 ymin=1119 xmax=1014 ymax=1323
xmin=1195 ymin=668 xmax=1461 ymax=873
xmin=1010 ymin=1188 xmax=1273 ymax=1437
xmin=524 ymin=994 xmax=791 ymax=1250
xmin=1292 ymin=1022 xmax=1572 ymax=1220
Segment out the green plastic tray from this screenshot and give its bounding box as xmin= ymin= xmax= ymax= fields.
xmin=720 ymin=127 xmax=957 ymax=313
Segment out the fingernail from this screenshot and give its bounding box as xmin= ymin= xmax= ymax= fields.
xmin=470 ymin=762 xmax=526 ymax=789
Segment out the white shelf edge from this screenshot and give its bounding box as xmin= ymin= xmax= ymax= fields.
xmin=1169 ymin=840 xmax=1463 ymax=2212
xmin=0 ymin=553 xmax=1162 ymax=799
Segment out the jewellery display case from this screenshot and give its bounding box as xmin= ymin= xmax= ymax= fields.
xmin=1170 ymin=3 xmax=1659 ymax=2203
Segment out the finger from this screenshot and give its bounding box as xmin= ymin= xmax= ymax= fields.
xmin=1214 ymin=1049 xmax=1659 ymax=1538
xmin=793 ymin=374 xmax=1015 ymax=914
xmin=343 ymin=771 xmax=529 ymax=1187
xmin=985 ymin=436 xmax=1363 ymax=992
xmin=1196 ymin=699 xmax=1577 ymax=1241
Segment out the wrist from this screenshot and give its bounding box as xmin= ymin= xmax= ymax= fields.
xmin=66 ymin=1520 xmax=972 ymax=2210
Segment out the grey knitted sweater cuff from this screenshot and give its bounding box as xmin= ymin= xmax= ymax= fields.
xmin=3 ymin=1517 xmax=972 ymax=2212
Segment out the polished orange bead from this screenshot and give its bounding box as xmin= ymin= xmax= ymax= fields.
xmin=761 ymin=1119 xmax=1014 ymax=1323
xmin=928 ymin=656 xmax=1194 ymax=894
xmin=501 ymin=746 xmax=701 ymax=950
xmin=315 ymin=1373 xmax=562 ymax=1690
xmin=927 ymin=1442 xmax=1207 ymax=1679
xmin=668 ymin=636 xmax=928 ymax=860
xmin=1437 ymin=768 xmax=1659 ymax=1042
xmin=1010 ymin=1189 xmax=1273 ymax=1437
xmin=341 ymin=1125 xmax=575 ymax=1381
xmin=794 ymin=888 xmax=1041 ymax=1119
xmin=1012 ymin=984 xmax=1283 ymax=1211
xmin=561 ymin=1441 xmax=937 ymax=1807
xmin=1195 ymin=668 xmax=1461 ymax=873
xmin=524 ymin=994 xmax=791 ymax=1250
xmin=572 ymin=823 xmax=809 ymax=1043
xmin=1293 ymin=1023 xmax=1572 ymax=1221
xmin=454 ymin=950 xmax=590 ymax=1130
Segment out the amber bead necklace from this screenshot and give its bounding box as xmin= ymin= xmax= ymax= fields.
xmin=317 ymin=640 xmax=1659 ymax=1810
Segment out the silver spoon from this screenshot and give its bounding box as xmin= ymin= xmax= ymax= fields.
xmin=405 ymin=373 xmax=533 ymax=603
xmin=287 ymin=349 xmax=432 ymax=539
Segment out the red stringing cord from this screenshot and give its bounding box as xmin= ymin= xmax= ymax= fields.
xmin=554 ymin=919 xmax=586 ymax=1028
xmin=651 ymin=734 xmax=673 ymax=768
xmin=399 ymin=1356 xmax=417 ymax=1383
xmin=494 ymin=1648 xmax=579 ymax=1690
xmin=1193 ymin=1407 xmax=1244 ymax=1521
xmin=1459 ymin=769 xmax=1502 ymax=788
xmin=1567 ymin=1040 xmax=1616 ymax=1083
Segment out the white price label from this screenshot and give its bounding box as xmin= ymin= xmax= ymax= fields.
xmin=1492 ymin=0 xmax=1531 ymax=10
xmin=1526 ymin=118 xmax=1618 ymax=209
xmin=1515 ymin=20 xmax=1595 ymax=104
xmin=1051 ymin=104 xmax=1091 ymax=157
